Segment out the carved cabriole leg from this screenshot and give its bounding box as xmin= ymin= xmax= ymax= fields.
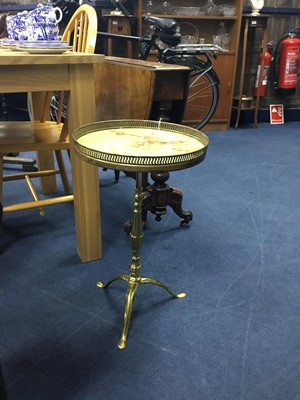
xmin=142 ymin=171 xmax=193 ymax=224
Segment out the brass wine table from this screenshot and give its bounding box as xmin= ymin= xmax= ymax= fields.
xmin=73 ymin=120 xmax=209 ymax=349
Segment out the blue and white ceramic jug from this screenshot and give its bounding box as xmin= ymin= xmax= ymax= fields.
xmin=28 ymin=3 xmax=63 ymax=40
xmin=7 ymin=10 xmax=31 ymax=40
xmin=7 ymin=3 xmax=63 ymax=41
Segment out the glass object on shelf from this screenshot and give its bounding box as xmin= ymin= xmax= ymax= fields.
xmin=221 ymin=4 xmax=236 ymax=16
xmin=143 ymin=0 xmax=154 ymax=14
xmin=142 ymin=24 xmax=155 ymax=38
xmin=217 ymin=22 xmax=226 ymax=34
xmin=221 ymin=33 xmax=231 ymax=50
xmin=178 ymin=22 xmax=200 ymax=44
xmin=203 ymin=0 xmax=221 ymax=16
xmin=143 ymin=0 xmax=170 ymax=14
xmin=155 ymin=38 xmax=168 ymax=49
xmin=212 ymin=35 xmax=222 ymax=47
xmin=171 ymin=7 xmax=202 ymax=16
xmin=160 ymin=2 xmax=170 ymax=14
xmin=212 ymin=33 xmax=231 ymax=51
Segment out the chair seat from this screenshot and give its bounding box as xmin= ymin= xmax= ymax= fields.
xmin=0 ymin=121 xmax=67 ymax=153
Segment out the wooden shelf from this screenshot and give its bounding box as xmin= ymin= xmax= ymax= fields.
xmin=142 ymin=13 xmax=238 ymax=21
xmin=232 ymin=105 xmax=256 ymax=111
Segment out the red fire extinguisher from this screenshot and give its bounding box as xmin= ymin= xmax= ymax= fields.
xmin=254 ymin=44 xmax=272 ymax=97
xmin=277 ymin=34 xmax=300 ymax=95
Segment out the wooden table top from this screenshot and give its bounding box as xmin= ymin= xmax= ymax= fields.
xmin=104 ymin=56 xmax=191 ymax=71
xmin=0 ymin=48 xmax=105 ymax=65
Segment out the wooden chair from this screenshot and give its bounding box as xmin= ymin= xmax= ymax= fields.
xmin=0 ymin=5 xmax=98 ymax=218
xmin=61 ymin=4 xmax=98 ymax=53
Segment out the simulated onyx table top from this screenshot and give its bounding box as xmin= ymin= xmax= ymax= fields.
xmin=73 ymin=120 xmax=209 ymax=172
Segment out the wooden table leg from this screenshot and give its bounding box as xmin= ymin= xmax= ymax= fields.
xmin=68 ymin=64 xmax=102 ymax=262
xmin=30 ymin=92 xmax=57 ymax=193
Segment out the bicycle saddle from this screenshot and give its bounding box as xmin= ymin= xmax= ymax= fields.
xmin=160 ymin=31 xmax=181 ymax=46
xmin=144 ymin=16 xmax=181 ymax=46
xmin=144 ymin=16 xmax=177 ymax=32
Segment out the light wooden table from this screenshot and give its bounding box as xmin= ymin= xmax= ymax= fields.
xmin=0 ymin=49 xmax=104 ymax=262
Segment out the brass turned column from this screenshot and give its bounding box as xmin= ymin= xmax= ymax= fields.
xmin=73 ymin=119 xmax=209 ymax=349
xmin=97 ymin=172 xmax=186 ymax=349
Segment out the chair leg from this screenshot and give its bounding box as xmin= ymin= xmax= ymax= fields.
xmin=102 ymin=168 xmax=120 ymax=182
xmin=37 ymin=150 xmax=57 ymax=194
xmin=55 ymin=150 xmax=71 ymax=195
xmin=24 ymin=175 xmax=45 ymax=216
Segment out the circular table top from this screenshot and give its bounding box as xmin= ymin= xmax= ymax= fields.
xmin=73 ymin=120 xmax=209 ymax=172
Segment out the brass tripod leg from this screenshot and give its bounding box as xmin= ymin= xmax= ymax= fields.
xmin=118 ymin=278 xmax=139 ymax=349
xmin=97 ymin=274 xmax=129 ymax=288
xmin=97 ymin=172 xmax=186 ymax=349
xmin=140 ymin=277 xmax=186 ymax=299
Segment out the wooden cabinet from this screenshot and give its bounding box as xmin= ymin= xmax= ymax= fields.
xmin=94 ymin=57 xmax=190 ymax=123
xmin=132 ymin=0 xmax=243 ymax=130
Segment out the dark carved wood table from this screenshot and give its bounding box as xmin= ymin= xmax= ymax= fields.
xmin=73 ymin=119 xmax=209 ymax=349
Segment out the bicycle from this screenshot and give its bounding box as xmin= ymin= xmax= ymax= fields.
xmin=98 ymin=13 xmax=222 ymax=129
xmin=49 ymin=0 xmax=222 ymax=129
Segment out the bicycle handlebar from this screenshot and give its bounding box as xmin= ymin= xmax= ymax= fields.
xmin=97 ymin=31 xmax=140 ymax=42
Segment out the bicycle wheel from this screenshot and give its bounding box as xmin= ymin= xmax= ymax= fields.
xmin=49 ymin=91 xmax=68 ymax=122
xmin=184 ymin=64 xmax=219 ymax=130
